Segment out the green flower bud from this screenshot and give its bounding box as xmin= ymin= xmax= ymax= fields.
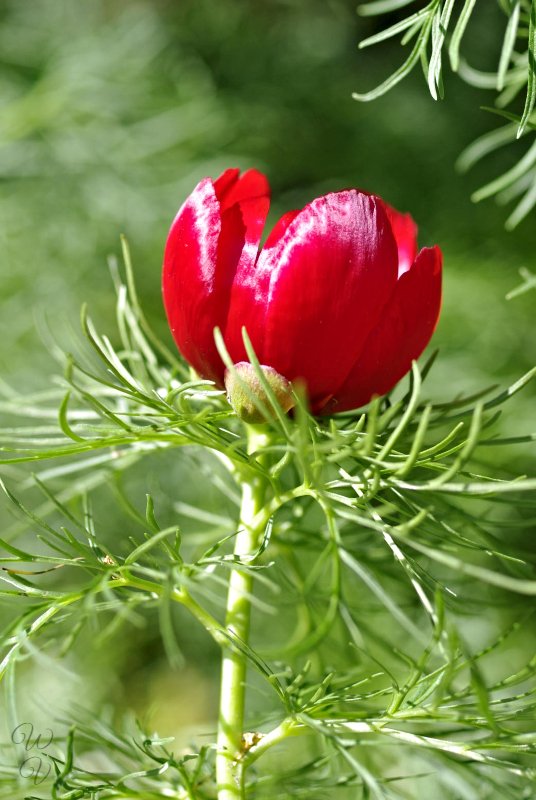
xmin=224 ymin=362 xmax=295 ymax=424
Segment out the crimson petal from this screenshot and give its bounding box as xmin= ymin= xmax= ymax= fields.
xmin=380 ymin=200 xmax=419 ymax=277
xmin=224 ymin=191 xmax=399 ymax=405
xmin=325 ymin=245 xmax=442 ymax=414
xmin=163 ymin=170 xmax=271 ymax=384
xmin=222 ymin=208 xmax=301 ymax=360
xmin=213 ymin=168 xmax=240 ymax=202
xmin=215 ymin=168 xmax=270 ymax=246
xmin=263 ymin=209 xmax=302 ymax=250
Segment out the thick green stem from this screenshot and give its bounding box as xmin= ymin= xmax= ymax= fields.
xmin=216 ymin=427 xmax=269 ymax=800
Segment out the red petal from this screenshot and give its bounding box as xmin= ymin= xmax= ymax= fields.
xmin=263 ymin=210 xmax=301 ymax=250
xmin=380 ymin=200 xmax=418 ymax=277
xmin=162 ymin=178 xmax=241 ymax=384
xmin=223 ymin=191 xmax=399 ymax=405
xmin=221 ymin=209 xmax=303 ymax=360
xmin=163 ymin=170 xmax=272 ymax=383
xmin=213 ymin=168 xmax=240 ymax=201
xmin=215 ymin=168 xmax=270 ymax=246
xmin=325 ymin=246 xmax=442 ymax=413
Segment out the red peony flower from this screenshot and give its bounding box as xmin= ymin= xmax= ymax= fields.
xmin=162 ymin=168 xmax=442 ymax=415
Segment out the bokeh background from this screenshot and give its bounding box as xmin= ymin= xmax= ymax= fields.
xmin=0 ymin=0 xmax=535 ymax=793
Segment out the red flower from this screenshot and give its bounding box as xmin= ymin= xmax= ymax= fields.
xmin=163 ymin=168 xmax=442 ymax=414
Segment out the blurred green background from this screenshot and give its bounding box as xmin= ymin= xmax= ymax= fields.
xmin=0 ymin=0 xmax=535 ymax=793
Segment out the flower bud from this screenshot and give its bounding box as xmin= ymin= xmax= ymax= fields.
xmin=224 ymin=362 xmax=295 ymax=424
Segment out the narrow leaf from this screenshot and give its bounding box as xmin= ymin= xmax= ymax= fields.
xmin=517 ymin=0 xmax=536 ymax=137
xmin=449 ymin=0 xmax=477 ymax=71
xmin=497 ymin=1 xmax=521 ymax=91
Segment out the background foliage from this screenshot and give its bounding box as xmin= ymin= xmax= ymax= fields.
xmin=354 ymin=0 xmax=536 ymax=228
xmin=0 ymin=1 xmax=535 ymax=798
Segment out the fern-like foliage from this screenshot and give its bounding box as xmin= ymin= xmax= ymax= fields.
xmin=355 ymin=0 xmax=536 ymax=227
xmin=0 ymin=246 xmax=536 ymax=797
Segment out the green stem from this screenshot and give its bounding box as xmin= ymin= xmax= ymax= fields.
xmin=114 ymin=573 xmax=229 ymax=648
xmin=242 ymin=718 xmax=309 ymax=766
xmin=216 ymin=426 xmax=269 ymax=800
